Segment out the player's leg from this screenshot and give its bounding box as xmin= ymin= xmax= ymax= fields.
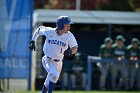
xmin=118 ymin=65 xmax=128 ymax=90
xmin=41 ymin=85 xmax=47 ymax=93
xmin=41 ymin=55 xmax=62 ymax=93
xmin=48 ymin=80 xmax=56 ymax=93
xmin=63 ymin=72 xmax=68 ymax=90
xmin=98 ymin=63 xmax=108 ymax=90
xmin=123 ymin=65 xmax=129 ymax=90
xmin=111 ymin=64 xmax=118 ymax=90
xmin=70 ymin=74 xmax=76 ymax=90
xmin=137 ymin=66 xmax=140 ymax=90
xmin=41 ymin=56 xmax=49 ymax=93
xmin=47 ymin=60 xmax=62 ymax=93
xmin=42 ymin=76 xmax=50 ymax=93
xmin=129 ymin=64 xmax=136 ymax=89
xmin=81 ymin=73 xmax=87 ymax=90
xmin=42 ymin=76 xmax=57 ymax=93
xmin=42 ymin=73 xmax=57 ymax=93
xmin=42 ymin=79 xmax=56 ymax=93
xmin=117 ymin=65 xmax=124 ymax=90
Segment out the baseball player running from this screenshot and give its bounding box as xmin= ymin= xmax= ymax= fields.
xmin=29 ymin=16 xmax=78 ymax=93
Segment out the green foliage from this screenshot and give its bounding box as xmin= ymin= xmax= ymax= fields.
xmin=96 ymin=0 xmax=134 ymax=11
xmin=109 ymin=0 xmax=133 ymax=11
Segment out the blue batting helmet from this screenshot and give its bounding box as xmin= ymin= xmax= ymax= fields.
xmin=56 ymin=16 xmax=73 ymax=30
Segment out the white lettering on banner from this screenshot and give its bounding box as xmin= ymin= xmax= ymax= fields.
xmin=4 ymin=58 xmax=11 ymax=68
xmin=11 ymin=58 xmax=18 ymax=68
xmin=19 ymin=58 xmax=26 ymax=68
xmin=0 ymin=58 xmax=27 ymax=69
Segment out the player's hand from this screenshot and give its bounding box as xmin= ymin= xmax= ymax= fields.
xmin=68 ymin=49 xmax=72 ymax=56
xmin=28 ymin=41 xmax=36 ymax=51
xmin=68 ymin=49 xmax=72 ymax=55
xmin=65 ymin=49 xmax=72 ymax=57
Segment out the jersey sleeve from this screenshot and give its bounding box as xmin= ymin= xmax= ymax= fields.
xmin=31 ymin=26 xmax=51 ymax=41
xmin=68 ymin=33 xmax=78 ymax=48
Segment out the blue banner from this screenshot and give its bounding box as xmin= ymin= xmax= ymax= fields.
xmin=0 ymin=57 xmax=29 ymax=78
xmin=0 ymin=0 xmax=33 ymax=78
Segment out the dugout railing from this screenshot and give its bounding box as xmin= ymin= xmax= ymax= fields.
xmin=87 ymin=56 xmax=140 ymax=90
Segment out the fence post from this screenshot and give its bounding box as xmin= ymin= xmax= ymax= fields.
xmin=28 ymin=0 xmax=34 ymax=90
xmin=108 ymin=24 xmax=112 ymax=37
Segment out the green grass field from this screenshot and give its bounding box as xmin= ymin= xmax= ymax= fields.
xmin=12 ymin=90 xmax=140 ymax=93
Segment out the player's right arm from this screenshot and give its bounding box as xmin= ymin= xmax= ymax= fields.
xmin=31 ymin=26 xmax=50 ymax=41
xmin=28 ymin=26 xmax=51 ymax=51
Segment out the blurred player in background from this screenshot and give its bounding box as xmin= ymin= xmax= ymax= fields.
xmin=97 ymin=37 xmax=113 ymax=90
xmin=29 ymin=16 xmax=78 ymax=93
xmin=127 ymin=38 xmax=140 ymax=90
xmin=70 ymin=52 xmax=87 ymax=90
xmin=111 ymin=35 xmax=128 ymax=90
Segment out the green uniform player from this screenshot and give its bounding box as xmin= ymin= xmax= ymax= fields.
xmin=127 ymin=38 xmax=140 ymax=89
xmin=70 ymin=52 xmax=87 ymax=90
xmin=98 ymin=37 xmax=113 ymax=90
xmin=111 ymin=35 xmax=128 ymax=90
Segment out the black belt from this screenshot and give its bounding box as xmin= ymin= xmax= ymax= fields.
xmin=47 ymin=57 xmax=60 ymax=62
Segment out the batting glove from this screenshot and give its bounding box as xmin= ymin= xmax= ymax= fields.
xmin=64 ymin=49 xmax=72 ymax=57
xmin=28 ymin=41 xmax=36 ymax=51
